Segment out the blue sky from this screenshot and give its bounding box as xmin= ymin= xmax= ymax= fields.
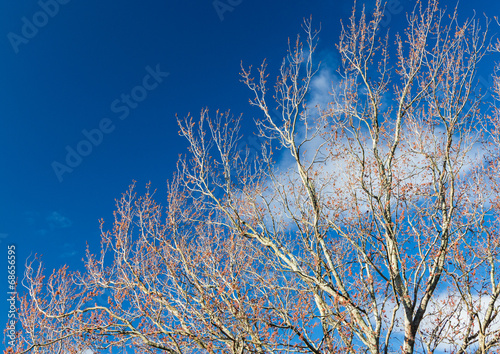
xmin=1 ymin=0 xmax=499 ymax=352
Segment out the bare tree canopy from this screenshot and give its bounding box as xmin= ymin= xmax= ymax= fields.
xmin=7 ymin=1 xmax=500 ymax=353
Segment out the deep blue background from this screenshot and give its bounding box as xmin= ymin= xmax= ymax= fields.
xmin=0 ymin=0 xmax=498 ymax=351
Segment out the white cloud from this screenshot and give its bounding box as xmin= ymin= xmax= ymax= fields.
xmin=264 ymin=53 xmax=488 ymax=220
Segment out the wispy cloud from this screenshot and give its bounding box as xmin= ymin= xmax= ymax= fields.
xmin=59 ymin=243 xmax=77 ymax=258
xmin=46 ymin=211 xmax=73 ymax=229
xmin=24 ymin=210 xmax=73 ymax=236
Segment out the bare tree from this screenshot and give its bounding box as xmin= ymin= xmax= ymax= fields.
xmin=7 ymin=1 xmax=500 ymax=353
